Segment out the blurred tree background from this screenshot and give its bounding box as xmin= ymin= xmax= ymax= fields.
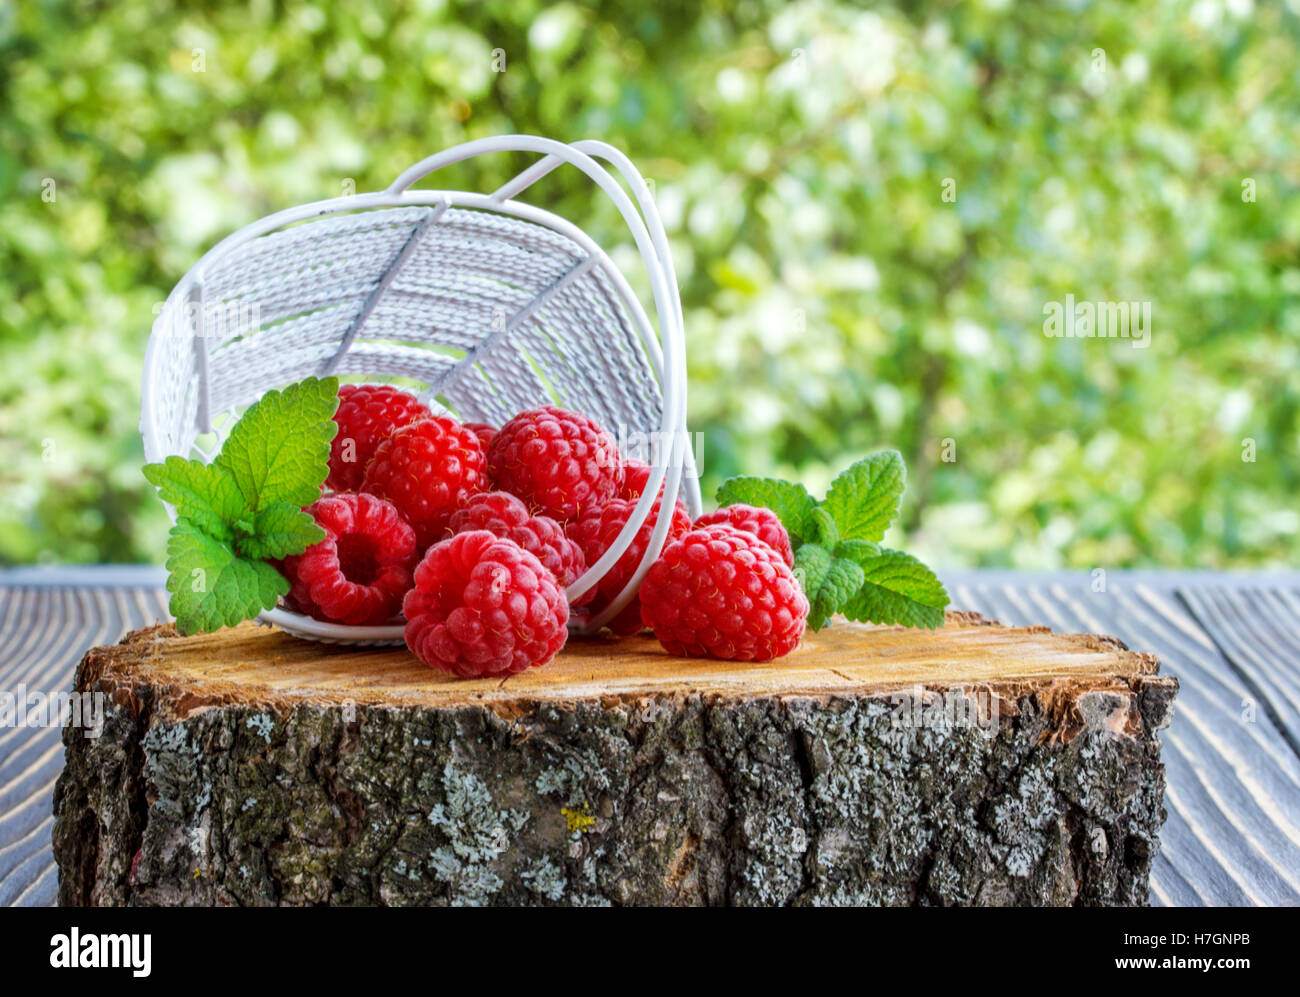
xmin=1 ymin=0 xmax=1297 ymax=569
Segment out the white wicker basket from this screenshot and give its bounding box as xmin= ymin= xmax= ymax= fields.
xmin=141 ymin=136 xmax=700 ymax=645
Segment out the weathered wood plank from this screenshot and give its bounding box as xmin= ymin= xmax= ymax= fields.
xmin=0 ymin=585 xmax=170 ymax=908
xmin=1178 ymin=585 xmax=1300 ymax=755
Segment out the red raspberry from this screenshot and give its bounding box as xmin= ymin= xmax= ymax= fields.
xmin=449 ymin=491 xmax=591 ymax=601
xmin=360 ymin=417 xmax=488 ymax=549
xmin=403 ymin=531 xmax=569 ymax=677
xmin=464 ymin=421 xmax=498 ymax=452
xmin=621 ymin=459 xmax=690 ymax=519
xmin=639 ymin=524 xmax=808 ymax=661
xmin=693 ymin=503 xmax=795 ymax=567
xmin=277 ymin=493 xmax=418 ymax=626
xmin=566 ymin=496 xmax=691 ymax=635
xmin=487 ymin=405 xmax=623 ymax=523
xmin=327 ymin=384 xmax=432 ymax=492
xmin=620 ymin=459 xmax=655 ymax=500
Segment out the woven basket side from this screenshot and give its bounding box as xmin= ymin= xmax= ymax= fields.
xmin=150 ymin=205 xmax=667 ymax=466
xmin=144 ymin=306 xmax=199 ymax=459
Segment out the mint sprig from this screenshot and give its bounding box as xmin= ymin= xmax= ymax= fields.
xmin=143 ymin=376 xmax=339 ymax=634
xmin=715 ymin=450 xmax=948 ymax=630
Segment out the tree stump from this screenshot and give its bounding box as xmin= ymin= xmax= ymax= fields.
xmin=53 ymin=611 xmax=1176 ymax=906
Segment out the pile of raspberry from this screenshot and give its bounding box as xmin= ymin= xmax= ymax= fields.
xmin=277 ymin=384 xmax=809 ymax=678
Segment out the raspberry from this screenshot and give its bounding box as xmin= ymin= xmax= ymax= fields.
xmin=403 ymin=531 xmax=569 ymax=677
xmin=620 ymin=459 xmax=655 ymax=500
xmin=464 ymin=421 xmax=498 ymax=452
xmin=487 ymin=405 xmax=623 ymax=522
xmin=621 ymin=459 xmax=690 ymax=519
xmin=327 ymin=384 xmax=432 ymax=492
xmin=449 ymin=491 xmax=591 ymax=601
xmin=360 ymin=417 xmax=488 ymax=549
xmin=693 ymin=503 xmax=795 ymax=567
xmin=277 ymin=493 xmax=418 ymax=626
xmin=639 ymin=524 xmax=809 ymax=661
xmin=566 ymin=496 xmax=691 ymax=635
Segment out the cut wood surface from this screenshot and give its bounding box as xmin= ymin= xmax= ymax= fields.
xmin=52 ymin=609 xmax=1178 ymax=907
xmin=86 ymin=610 xmax=1160 ymax=710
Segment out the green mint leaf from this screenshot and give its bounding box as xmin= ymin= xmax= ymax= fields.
xmin=842 ymin=548 xmax=948 ymax=630
xmin=809 ymin=556 xmax=867 ymax=631
xmin=821 ymin=450 xmax=905 ymax=543
xmin=714 ymin=476 xmax=817 ymax=544
xmin=809 ymin=506 xmax=840 ymax=549
xmin=214 ymin=376 xmax=339 ymax=513
xmin=164 ymin=518 xmax=288 ymax=635
xmin=794 ymin=544 xmax=873 ymax=631
xmin=143 ymin=456 xmax=251 ymax=544
xmin=835 ymin=538 xmax=883 ymax=563
xmin=793 ymin=543 xmax=832 ymax=597
xmin=236 ymin=501 xmax=327 ymax=561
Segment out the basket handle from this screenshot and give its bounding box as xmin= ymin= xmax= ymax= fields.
xmin=388 ymin=135 xmax=608 ymax=199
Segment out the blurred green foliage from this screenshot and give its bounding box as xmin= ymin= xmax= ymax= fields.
xmin=2 ymin=0 xmax=1297 ymax=569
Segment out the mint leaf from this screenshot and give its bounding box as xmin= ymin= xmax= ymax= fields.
xmin=719 ymin=451 xmax=947 ymax=636
xmin=809 ymin=506 xmax=840 ymax=549
xmin=715 ymin=476 xmax=817 ymax=543
xmin=842 ymin=548 xmax=948 ymax=630
xmin=821 ymin=450 xmax=905 ymax=543
xmin=164 ymin=518 xmax=288 ymax=635
xmin=214 ymin=376 xmax=339 ymax=513
xmin=835 ymin=538 xmax=882 ymax=563
xmin=807 ymin=556 xmax=866 ymax=630
xmin=143 ymin=456 xmax=251 ymax=544
xmin=237 ymin=501 xmax=327 ymax=561
xmin=793 ymin=543 xmax=832 ymax=597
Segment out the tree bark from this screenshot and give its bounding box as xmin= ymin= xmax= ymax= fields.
xmin=54 ymin=612 xmax=1176 ymax=906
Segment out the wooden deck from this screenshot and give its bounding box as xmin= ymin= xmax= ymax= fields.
xmin=2 ymin=566 xmax=1297 ymax=907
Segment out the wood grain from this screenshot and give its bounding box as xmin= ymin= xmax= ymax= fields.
xmin=92 ymin=610 xmax=1157 ymax=716
xmin=1178 ymin=585 xmax=1300 ymax=756
xmin=0 ymin=585 xmax=170 ymax=907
